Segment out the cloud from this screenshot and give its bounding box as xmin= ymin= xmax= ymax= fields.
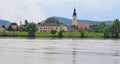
xmin=0 ymin=0 xmax=46 ymax=23
xmin=78 ymin=0 xmax=120 ymax=20
xmin=0 ymin=0 xmax=120 ymax=23
xmin=79 ymin=0 xmax=119 ymax=11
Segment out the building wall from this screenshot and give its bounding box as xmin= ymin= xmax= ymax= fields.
xmin=38 ymin=26 xmax=61 ymax=32
xmin=37 ymin=25 xmax=68 ymax=32
xmin=60 ymin=25 xmax=68 ymax=31
xmin=72 ymin=16 xmax=78 ymax=25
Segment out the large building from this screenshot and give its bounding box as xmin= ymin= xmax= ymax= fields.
xmin=72 ymin=8 xmax=78 ymax=26
xmin=72 ymin=8 xmax=90 ymax=29
xmin=37 ymin=23 xmax=67 ymax=32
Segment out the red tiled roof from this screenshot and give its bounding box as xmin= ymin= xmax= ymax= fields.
xmin=11 ymin=25 xmax=18 ymax=30
xmin=77 ymin=23 xmax=90 ymax=29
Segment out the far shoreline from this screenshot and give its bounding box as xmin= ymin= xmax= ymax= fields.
xmin=0 ymin=36 xmax=120 ymax=40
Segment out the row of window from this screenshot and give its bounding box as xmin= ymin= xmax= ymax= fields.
xmin=39 ymin=27 xmax=59 ymax=29
xmin=39 ymin=30 xmax=50 ymax=32
xmin=39 ymin=30 xmax=59 ymax=32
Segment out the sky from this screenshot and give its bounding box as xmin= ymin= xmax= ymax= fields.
xmin=0 ymin=0 xmax=120 ymax=24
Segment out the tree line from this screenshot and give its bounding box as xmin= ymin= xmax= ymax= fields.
xmin=1 ymin=18 xmax=120 ymax=38
xmin=79 ymin=19 xmax=120 ymax=38
xmin=2 ymin=20 xmax=37 ymax=37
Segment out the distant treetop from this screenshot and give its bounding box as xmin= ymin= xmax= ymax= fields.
xmin=45 ymin=17 xmax=60 ymax=24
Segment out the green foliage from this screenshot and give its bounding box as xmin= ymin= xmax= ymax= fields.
xmin=25 ymin=20 xmax=28 ymax=26
xmin=79 ymin=29 xmax=86 ymax=37
xmin=11 ymin=22 xmax=17 ymax=25
xmin=0 ymin=30 xmax=8 ymax=36
xmin=71 ymin=25 xmax=78 ymax=30
xmin=7 ymin=22 xmax=18 ymax=31
xmin=19 ymin=26 xmax=27 ymax=31
xmin=45 ymin=17 xmax=60 ymax=24
xmin=110 ymin=19 xmax=120 ymax=38
xmin=104 ymin=27 xmax=110 ymax=38
xmin=7 ymin=26 xmax=13 ymax=31
xmin=26 ymin=22 xmax=37 ymax=37
xmin=50 ymin=30 xmax=57 ymax=36
xmin=58 ymin=30 xmax=63 ymax=37
xmin=95 ymin=22 xmax=107 ymax=32
xmin=2 ymin=25 xmax=6 ymax=29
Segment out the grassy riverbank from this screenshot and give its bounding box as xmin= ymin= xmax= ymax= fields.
xmin=0 ymin=31 xmax=104 ymax=37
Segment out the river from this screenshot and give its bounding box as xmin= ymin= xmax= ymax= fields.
xmin=0 ymin=37 xmax=120 ymax=64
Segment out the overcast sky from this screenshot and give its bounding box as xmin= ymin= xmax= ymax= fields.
xmin=0 ymin=0 xmax=120 ymax=23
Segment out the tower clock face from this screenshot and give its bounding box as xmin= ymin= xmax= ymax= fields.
xmin=74 ymin=18 xmax=76 ymax=21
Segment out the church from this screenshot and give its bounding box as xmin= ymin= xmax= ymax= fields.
xmin=72 ymin=8 xmax=78 ymax=25
xmin=37 ymin=8 xmax=90 ymax=32
xmin=72 ymin=8 xmax=90 ymax=29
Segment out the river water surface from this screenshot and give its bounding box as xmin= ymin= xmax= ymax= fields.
xmin=0 ymin=37 xmax=120 ymax=64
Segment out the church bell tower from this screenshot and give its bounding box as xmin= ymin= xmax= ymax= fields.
xmin=72 ymin=8 xmax=78 ymax=25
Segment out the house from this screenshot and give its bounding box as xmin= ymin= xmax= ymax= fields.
xmin=0 ymin=26 xmax=5 ymax=31
xmin=77 ymin=23 xmax=90 ymax=29
xmin=37 ymin=23 xmax=67 ymax=32
xmin=59 ymin=24 xmax=68 ymax=31
xmin=11 ymin=25 xmax=18 ymax=30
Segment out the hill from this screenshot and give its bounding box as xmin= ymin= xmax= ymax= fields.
xmin=41 ymin=16 xmax=113 ymax=25
xmin=0 ymin=19 xmax=11 ymax=26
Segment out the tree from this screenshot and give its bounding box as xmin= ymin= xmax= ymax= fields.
xmin=50 ymin=30 xmax=57 ymax=36
xmin=7 ymin=22 xmax=18 ymax=31
xmin=19 ymin=26 xmax=26 ymax=31
xmin=26 ymin=22 xmax=37 ymax=37
xmin=79 ymin=28 xmax=86 ymax=37
xmin=110 ymin=19 xmax=120 ymax=38
xmin=2 ymin=25 xmax=6 ymax=29
xmin=104 ymin=27 xmax=110 ymax=38
xmin=25 ymin=20 xmax=28 ymax=26
xmin=11 ymin=22 xmax=17 ymax=25
xmin=95 ymin=22 xmax=107 ymax=32
xmin=71 ymin=25 xmax=78 ymax=31
xmin=7 ymin=26 xmax=13 ymax=31
xmin=45 ymin=17 xmax=60 ymax=24
xmin=58 ymin=30 xmax=63 ymax=37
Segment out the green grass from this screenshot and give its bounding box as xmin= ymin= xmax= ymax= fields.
xmin=63 ymin=32 xmax=80 ymax=37
xmin=35 ymin=32 xmax=52 ymax=37
xmin=87 ymin=32 xmax=104 ymax=37
xmin=14 ymin=32 xmax=28 ymax=36
xmin=63 ymin=32 xmax=103 ymax=37
xmin=35 ymin=32 xmax=104 ymax=37
xmin=0 ymin=31 xmax=104 ymax=37
xmin=0 ymin=31 xmax=28 ymax=37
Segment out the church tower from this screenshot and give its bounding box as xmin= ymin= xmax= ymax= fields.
xmin=72 ymin=8 xmax=78 ymax=25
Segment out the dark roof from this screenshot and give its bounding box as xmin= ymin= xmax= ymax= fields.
xmin=73 ymin=8 xmax=77 ymax=16
xmin=38 ymin=23 xmax=59 ymax=26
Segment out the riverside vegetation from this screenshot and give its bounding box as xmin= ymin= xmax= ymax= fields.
xmin=0 ymin=18 xmax=120 ymax=38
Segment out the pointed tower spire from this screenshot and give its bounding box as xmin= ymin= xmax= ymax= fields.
xmin=73 ymin=8 xmax=77 ymax=16
xmin=72 ymin=8 xmax=78 ymax=25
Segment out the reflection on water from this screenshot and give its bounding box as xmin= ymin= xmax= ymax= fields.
xmin=72 ymin=47 xmax=76 ymax=64
xmin=0 ymin=38 xmax=120 ymax=64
